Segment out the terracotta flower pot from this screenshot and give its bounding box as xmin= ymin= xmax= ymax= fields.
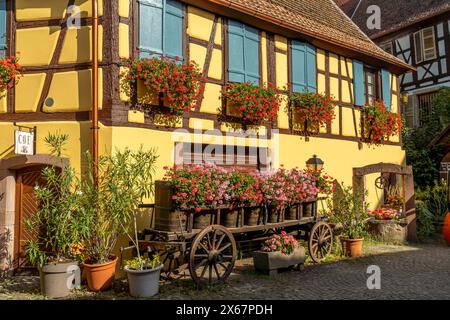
xmin=341 ymin=238 xmax=364 ymax=258
xmin=444 ymin=213 xmax=450 ymax=245
xmin=83 ymin=255 xmax=118 ymax=292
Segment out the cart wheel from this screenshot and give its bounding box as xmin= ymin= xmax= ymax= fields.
xmin=189 ymin=225 xmax=236 ymax=287
xmin=147 ymin=234 xmax=187 ymax=280
xmin=308 ymin=221 xmax=333 ymax=263
xmin=157 ymin=249 xmax=188 ymax=280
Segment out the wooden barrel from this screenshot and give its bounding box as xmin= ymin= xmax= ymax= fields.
xmin=268 ymin=206 xmax=285 ymax=223
xmin=193 ymin=210 xmax=214 ymax=229
xmin=245 ymin=207 xmax=261 ymax=226
xmin=286 ymin=205 xmax=298 ymax=220
xmin=154 ymin=181 xmax=186 ymax=232
xmin=220 ymin=208 xmax=239 ymax=228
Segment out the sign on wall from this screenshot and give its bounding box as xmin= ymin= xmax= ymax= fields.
xmin=14 ymin=130 xmax=35 ymax=155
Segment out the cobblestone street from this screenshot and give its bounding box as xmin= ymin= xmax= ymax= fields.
xmin=1 ymin=241 xmax=449 ymax=300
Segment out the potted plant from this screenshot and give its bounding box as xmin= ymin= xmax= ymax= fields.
xmin=260 ymin=168 xmax=290 ymax=223
xmin=252 ymin=231 xmax=305 ymax=275
xmin=287 ymin=92 xmax=335 ymax=135
xmin=222 ymin=82 xmax=282 ymax=125
xmin=79 ymin=147 xmax=158 ymax=292
xmin=124 ymin=55 xmax=205 ymax=116
xmin=362 ymin=100 xmax=403 ymax=146
xmin=367 ymin=207 xmax=407 ymax=243
xmin=123 ymin=211 xmax=162 ymax=298
xmin=24 ymin=133 xmax=83 ymax=299
xmin=0 ymin=55 xmax=21 ymax=94
xmin=124 ymin=256 xmax=163 ymax=298
xmin=326 ymin=183 xmax=369 ymax=258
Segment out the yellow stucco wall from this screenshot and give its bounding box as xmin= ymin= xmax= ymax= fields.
xmin=15 ymin=0 xmax=104 ymax=21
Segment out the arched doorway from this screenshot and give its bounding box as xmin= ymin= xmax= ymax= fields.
xmin=352 ymin=163 xmax=417 ymax=241
xmin=0 ymin=155 xmax=68 ymax=276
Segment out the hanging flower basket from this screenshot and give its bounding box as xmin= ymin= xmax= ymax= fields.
xmin=124 ymin=55 xmax=206 ymax=116
xmin=288 ymin=92 xmax=335 ymax=135
xmin=222 ymin=82 xmax=281 ymax=125
xmin=0 ymin=55 xmax=21 ymax=93
xmin=361 ymin=101 xmax=403 ymax=146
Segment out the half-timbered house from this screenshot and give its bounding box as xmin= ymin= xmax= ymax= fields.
xmin=337 ymin=0 xmax=450 ymax=127
xmin=0 ymin=0 xmax=414 ymax=274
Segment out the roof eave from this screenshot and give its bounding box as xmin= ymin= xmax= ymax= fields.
xmin=184 ymin=0 xmax=415 ymax=74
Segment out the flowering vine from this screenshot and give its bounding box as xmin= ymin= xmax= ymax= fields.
xmin=222 ymin=82 xmax=282 ymax=125
xmin=362 ymin=100 xmax=403 ymax=146
xmin=125 ymin=55 xmax=206 ymax=116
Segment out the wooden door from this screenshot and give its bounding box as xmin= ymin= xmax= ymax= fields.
xmin=14 ymin=166 xmax=46 ymax=271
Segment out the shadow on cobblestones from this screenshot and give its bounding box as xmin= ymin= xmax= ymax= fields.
xmin=0 ymin=242 xmax=449 ymax=300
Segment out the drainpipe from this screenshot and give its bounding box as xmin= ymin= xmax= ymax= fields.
xmin=91 ymin=0 xmax=99 ymax=185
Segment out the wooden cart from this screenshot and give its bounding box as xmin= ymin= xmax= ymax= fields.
xmin=131 ymin=181 xmax=334 ymax=287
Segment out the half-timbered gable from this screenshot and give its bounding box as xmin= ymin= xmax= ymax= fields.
xmin=337 ymin=0 xmax=450 ymax=127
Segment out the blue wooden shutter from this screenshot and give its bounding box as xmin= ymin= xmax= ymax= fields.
xmin=138 ymin=0 xmax=164 ymax=58
xmin=291 ymin=41 xmax=316 ymax=93
xmin=353 ymin=60 xmax=365 ymax=106
xmin=306 ymin=43 xmax=317 ymax=92
xmin=164 ymin=0 xmax=183 ymax=60
xmin=228 ymin=20 xmax=246 ymax=83
xmin=0 ymin=0 xmax=6 ymax=56
xmin=243 ymin=25 xmax=260 ymax=84
xmin=291 ymin=40 xmax=306 ymax=93
xmin=381 ymin=69 xmax=391 ymax=110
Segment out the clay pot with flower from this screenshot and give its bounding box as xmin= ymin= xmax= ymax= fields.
xmin=362 ymin=100 xmax=403 ymax=146
xmin=287 ymin=92 xmax=335 ymax=137
xmin=252 ymin=231 xmax=306 ymax=274
xmin=222 ymin=82 xmax=282 ymax=125
xmin=125 ymin=55 xmax=206 ymax=117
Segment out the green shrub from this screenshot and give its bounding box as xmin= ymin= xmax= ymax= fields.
xmin=416 ymin=179 xmax=448 ymax=223
xmin=416 ymin=200 xmax=436 ymax=239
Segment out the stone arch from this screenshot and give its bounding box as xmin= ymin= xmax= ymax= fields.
xmin=352 ymin=162 xmax=417 ymax=241
xmin=0 ymin=154 xmax=68 ymax=276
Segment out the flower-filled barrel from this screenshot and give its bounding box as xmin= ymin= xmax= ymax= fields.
xmin=154 ymin=165 xmax=335 ymax=232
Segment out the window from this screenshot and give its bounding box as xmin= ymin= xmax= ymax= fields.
xmin=177 ymin=143 xmax=270 ymax=170
xmin=291 ymin=40 xmax=317 ymax=93
xmin=418 ymin=91 xmax=437 ymax=126
xmin=379 ymin=41 xmax=393 ymax=55
xmin=228 ymin=20 xmax=260 ymax=84
xmin=0 ymin=0 xmax=6 ymax=56
xmin=364 ymin=68 xmax=378 ymax=104
xmin=138 ymin=0 xmax=183 ymax=60
xmin=414 ymin=27 xmax=436 ymax=64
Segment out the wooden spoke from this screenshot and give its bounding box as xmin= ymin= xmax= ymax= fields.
xmin=189 ymin=225 xmax=236 ymax=287
xmin=218 ymin=242 xmax=231 ymax=253
xmin=308 ymin=221 xmax=333 ymax=263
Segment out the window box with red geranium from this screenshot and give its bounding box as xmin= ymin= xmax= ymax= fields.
xmin=287 ymin=92 xmax=335 ymax=136
xmin=0 ymin=56 xmax=21 ymax=94
xmin=222 ymin=82 xmax=282 ymax=125
xmin=124 ymin=56 xmax=206 ymax=116
xmin=361 ymin=101 xmax=403 ymax=146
